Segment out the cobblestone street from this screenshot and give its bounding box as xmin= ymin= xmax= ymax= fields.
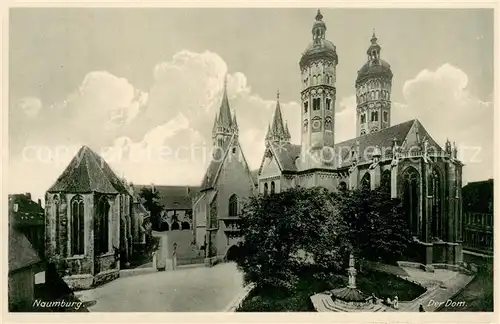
xmin=76 ymin=263 xmax=245 ymax=312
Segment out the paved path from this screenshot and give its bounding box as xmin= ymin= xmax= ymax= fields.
xmin=76 ymin=262 xmax=245 ymax=312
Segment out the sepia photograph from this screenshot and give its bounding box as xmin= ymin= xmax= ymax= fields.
xmin=6 ymin=5 xmax=495 ymax=315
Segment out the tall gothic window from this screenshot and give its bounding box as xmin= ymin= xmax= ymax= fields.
xmin=53 ymin=195 xmax=60 ymax=254
xmin=360 ymin=114 xmax=366 ymax=124
xmin=383 ymin=111 xmax=388 ymax=122
xmin=264 ymin=183 xmax=268 ymax=197
xmin=229 ymin=194 xmax=238 ymax=217
xmin=270 ymin=181 xmax=276 ymax=195
xmin=403 ymin=167 xmax=420 ymax=239
xmin=371 ymin=111 xmax=379 ymax=122
xmin=381 ymin=170 xmax=391 ymax=191
xmin=71 ymin=195 xmax=85 ymax=256
xmin=96 ymin=197 xmax=110 ymax=255
xmin=361 ymin=173 xmax=371 ymax=190
xmin=304 ymin=101 xmax=308 ymax=113
xmin=325 ymin=98 xmax=331 ymax=110
xmin=429 ymin=168 xmax=442 ymax=239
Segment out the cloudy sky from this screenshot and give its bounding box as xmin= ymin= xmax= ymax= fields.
xmin=9 ymin=8 xmax=494 ymax=201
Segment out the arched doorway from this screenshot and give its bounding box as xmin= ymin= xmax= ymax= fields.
xmin=225 ymin=245 xmax=241 ymax=262
xmin=402 ymin=167 xmax=420 ymax=239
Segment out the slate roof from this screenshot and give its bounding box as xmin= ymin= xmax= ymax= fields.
xmin=8 ymin=194 xmax=44 ymax=226
xmin=330 ymin=287 xmax=366 ymax=302
xmin=134 ymin=185 xmax=200 ymax=210
xmin=200 ymin=136 xmax=233 ymax=191
xmin=262 ymin=119 xmax=443 ymax=173
xmin=9 ymin=224 xmax=42 ymax=274
xmin=270 ymin=142 xmax=302 ymax=172
xmin=250 ymin=169 xmax=259 ymax=185
xmin=336 ymin=119 xmax=443 ymax=168
xmin=47 ymin=146 xmax=130 ymax=194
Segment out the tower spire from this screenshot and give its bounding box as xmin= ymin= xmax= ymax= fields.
xmin=217 ymin=74 xmax=233 ymax=129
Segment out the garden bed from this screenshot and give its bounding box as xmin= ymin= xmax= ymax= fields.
xmin=237 ymin=269 xmax=426 ymax=312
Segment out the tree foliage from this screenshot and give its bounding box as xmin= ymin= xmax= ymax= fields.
xmin=139 ymin=188 xmax=164 ymax=230
xmin=332 ymin=185 xmax=411 ymax=264
xmin=236 ymin=184 xmax=412 ymax=293
xmin=236 ymin=187 xmax=348 ymax=293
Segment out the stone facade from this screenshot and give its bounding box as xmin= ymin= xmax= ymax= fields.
xmin=194 ymin=78 xmax=256 ymax=264
xmin=257 ymin=10 xmax=463 ymax=266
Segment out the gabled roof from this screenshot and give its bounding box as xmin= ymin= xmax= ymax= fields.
xmin=200 ymin=136 xmax=234 ymax=191
xmin=47 ymin=146 xmax=130 ymax=194
xmin=9 ymin=226 xmax=42 ymax=274
xmin=336 ymin=119 xmax=442 ymax=168
xmin=271 ymin=142 xmax=302 ymax=171
xmin=134 ymin=185 xmax=200 ymax=210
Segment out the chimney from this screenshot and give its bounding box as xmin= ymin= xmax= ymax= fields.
xmin=25 ymin=192 xmax=31 ymax=200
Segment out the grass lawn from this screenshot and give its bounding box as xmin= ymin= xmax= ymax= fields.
xmin=237 ymin=269 xmax=425 ymax=312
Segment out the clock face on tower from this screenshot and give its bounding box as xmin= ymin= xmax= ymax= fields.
xmin=312 ymin=118 xmax=322 ymax=132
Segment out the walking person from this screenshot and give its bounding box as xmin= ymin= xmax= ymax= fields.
xmin=419 ymin=304 xmax=425 ymax=312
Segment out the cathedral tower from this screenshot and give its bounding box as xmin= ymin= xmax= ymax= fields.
xmin=212 ymin=77 xmax=238 ymax=150
xmin=355 ymin=31 xmax=393 ymax=136
xmin=299 ymin=10 xmax=338 ymax=167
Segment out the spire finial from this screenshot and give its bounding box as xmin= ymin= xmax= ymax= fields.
xmin=371 ymin=29 xmax=378 ymax=44
xmin=224 ymin=73 xmax=228 ymax=88
xmin=315 ymin=9 xmax=323 ymax=21
xmin=277 ymin=89 xmax=280 ymax=101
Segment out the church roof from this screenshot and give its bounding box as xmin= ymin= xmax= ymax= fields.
xmin=265 ymin=142 xmax=302 ymax=172
xmin=134 ymin=185 xmax=200 ymax=210
xmin=47 ymin=145 xmax=130 ymax=194
xmin=336 ymin=119 xmax=443 ymax=167
xmin=200 ymin=136 xmax=233 ymax=191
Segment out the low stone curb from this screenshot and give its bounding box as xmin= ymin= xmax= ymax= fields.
xmin=223 ymin=283 xmax=255 ymax=312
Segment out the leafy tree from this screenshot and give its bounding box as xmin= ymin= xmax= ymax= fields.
xmin=332 ymin=185 xmax=411 ymax=264
xmin=139 ymin=188 xmax=164 ymax=230
xmin=236 ymin=187 xmax=347 ymax=293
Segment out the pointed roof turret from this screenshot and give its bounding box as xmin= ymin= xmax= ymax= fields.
xmin=284 ymin=121 xmax=291 ymax=140
xmin=271 ymin=90 xmax=286 ymax=135
xmin=217 ymin=74 xmax=233 ymax=129
xmin=232 ymin=109 xmax=238 ymax=132
xmin=212 ymin=112 xmax=218 ymax=134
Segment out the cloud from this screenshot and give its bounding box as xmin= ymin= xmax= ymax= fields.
xmin=8 ymin=57 xmax=493 ymax=201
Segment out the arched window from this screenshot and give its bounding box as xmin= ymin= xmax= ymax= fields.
xmin=371 ymin=111 xmax=379 ymax=122
xmin=325 ymin=98 xmax=331 ymax=110
xmin=338 ymin=181 xmax=347 ymax=191
xmin=171 ymin=221 xmax=180 ymax=231
xmin=229 ymin=194 xmax=238 ymax=217
xmin=181 ymin=221 xmax=190 ymax=230
xmin=325 ymin=117 xmax=332 ymax=131
xmin=361 ymin=173 xmax=371 ymax=190
xmin=383 ymin=111 xmax=388 ymax=122
xmin=270 ymin=181 xmax=276 ymax=195
xmin=71 ymin=195 xmax=85 ymax=256
xmin=264 ymin=183 xmax=268 ymax=196
xmin=360 ymin=114 xmax=366 ymax=124
xmin=53 ymin=195 xmax=60 ymax=254
xmin=96 ymin=197 xmax=110 ymax=255
xmin=304 ymin=101 xmax=308 ymax=113
xmin=313 ymin=98 xmax=321 ymax=111
xmin=403 ymin=167 xmax=420 ymax=239
xmin=429 ymin=168 xmax=442 ymax=239
xmin=381 ymin=170 xmax=391 ymax=191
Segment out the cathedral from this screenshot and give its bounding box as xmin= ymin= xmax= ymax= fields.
xmin=257 ymin=10 xmax=464 ymax=267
